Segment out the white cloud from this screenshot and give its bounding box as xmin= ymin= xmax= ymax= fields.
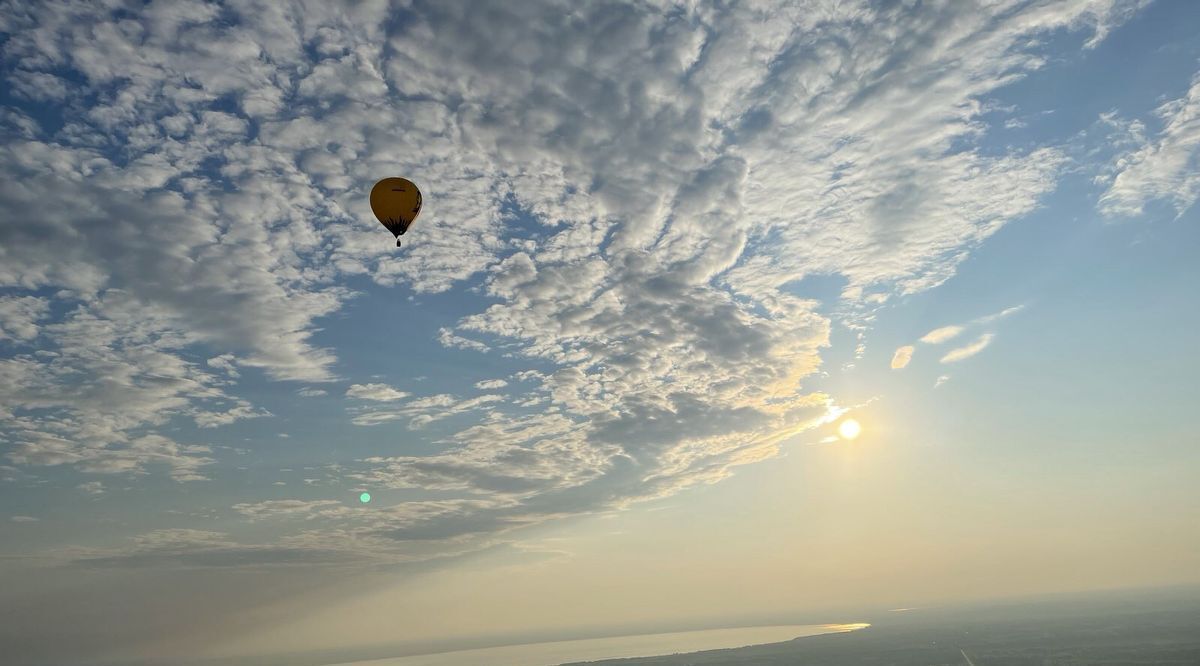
xmin=0 ymin=297 xmax=226 ymax=480
xmin=0 ymin=0 xmax=1147 ymax=572
xmin=232 ymin=500 xmax=345 ymax=522
xmin=912 ymin=307 xmax=1020 ymax=365
xmin=1099 ymin=71 xmax=1200 ymax=217
xmin=920 ymin=325 xmax=965 ymax=345
xmin=0 ymin=295 xmax=49 ymax=341
xmin=69 ymin=498 xmax=532 ymax=569
xmin=1078 ymin=0 xmax=1155 ymax=49
xmin=345 ymin=383 xmax=411 ymax=402
xmin=474 ymin=379 xmax=508 ymax=390
xmin=351 ymin=393 xmax=505 ymax=428
xmin=7 ymin=431 xmax=213 ymax=482
xmin=437 ymin=328 xmax=489 ymax=353
xmin=192 ymin=400 xmax=271 ymax=428
xmin=297 ymin=388 xmax=328 ymax=398
xmin=77 ymin=481 xmax=105 ymax=495
xmin=11 ymin=515 xmax=38 ymax=522
xmin=976 ymin=305 xmax=1025 ymax=324
xmin=67 ymin=528 xmax=367 ymax=569
xmin=940 ymin=334 xmax=996 ymax=364
xmin=934 ymin=375 xmax=951 ymax=388
xmin=206 ymin=353 xmax=240 ymax=378
xmin=891 ymin=346 xmax=914 ymax=369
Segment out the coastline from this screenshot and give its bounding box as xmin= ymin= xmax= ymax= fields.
xmin=325 ymin=623 xmax=870 ymax=666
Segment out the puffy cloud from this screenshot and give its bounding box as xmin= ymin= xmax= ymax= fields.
xmin=0 ymin=294 xmax=247 ymax=480
xmin=437 ymin=328 xmax=490 ymax=353
xmin=890 ymin=345 xmax=914 ymax=369
xmin=192 ymin=400 xmax=271 ymax=428
xmin=0 ymin=0 xmax=1146 ymax=574
xmin=940 ymin=334 xmax=996 ymax=364
xmin=205 ymin=353 xmax=240 ymax=378
xmin=0 ymin=295 xmax=48 ymax=341
xmin=345 ymin=383 xmax=411 ymax=402
xmin=0 ymin=140 xmax=347 ymax=382
xmin=474 ymin=379 xmax=508 ymax=390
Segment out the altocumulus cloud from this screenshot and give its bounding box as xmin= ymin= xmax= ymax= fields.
xmin=0 ymin=0 xmax=1173 ymax=570
xmin=345 ymin=383 xmax=411 ymax=402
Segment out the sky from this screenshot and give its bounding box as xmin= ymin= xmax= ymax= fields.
xmin=1 ymin=0 xmax=1199 ymax=664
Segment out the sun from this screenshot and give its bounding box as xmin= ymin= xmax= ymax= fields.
xmin=838 ymin=418 xmax=862 ymax=440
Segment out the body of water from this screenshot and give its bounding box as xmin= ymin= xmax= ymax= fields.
xmin=326 ymin=623 xmax=869 ymax=666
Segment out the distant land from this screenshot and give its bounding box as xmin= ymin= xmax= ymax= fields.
xmin=563 ymin=586 xmax=1200 ymax=665
xmin=325 ymin=624 xmax=866 ymax=666
xmin=141 ymin=586 xmax=1200 ymax=666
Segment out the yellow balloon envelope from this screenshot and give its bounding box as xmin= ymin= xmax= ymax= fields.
xmin=370 ymin=177 xmax=422 ymax=246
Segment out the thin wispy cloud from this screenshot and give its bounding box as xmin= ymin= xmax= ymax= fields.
xmin=903 ymin=306 xmax=1023 ymax=369
xmin=1099 ymin=72 xmax=1200 ymax=218
xmin=351 ymin=393 xmax=505 ymax=428
xmin=921 ymin=326 xmax=966 ymax=345
xmin=77 ymin=481 xmax=105 ymax=496
xmin=940 ymin=334 xmax=996 ymax=364
xmin=232 ymin=500 xmax=344 ymax=522
xmin=345 ymin=383 xmax=411 ymax=402
xmin=919 ymin=306 xmax=1022 ymax=347
xmin=976 ymin=305 xmax=1025 ymax=324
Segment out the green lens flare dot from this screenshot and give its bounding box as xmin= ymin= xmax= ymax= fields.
xmin=359 ymin=492 xmax=371 ymax=504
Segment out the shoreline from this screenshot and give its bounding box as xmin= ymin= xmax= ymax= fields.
xmin=325 ymin=623 xmax=871 ymax=666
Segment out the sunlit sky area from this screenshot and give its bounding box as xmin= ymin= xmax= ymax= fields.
xmin=2 ymin=1 xmax=1199 ymax=664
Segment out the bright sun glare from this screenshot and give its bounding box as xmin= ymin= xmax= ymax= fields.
xmin=838 ymin=418 xmax=862 ymax=440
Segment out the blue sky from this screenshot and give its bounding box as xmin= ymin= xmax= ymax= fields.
xmin=2 ymin=1 xmax=1200 ymax=663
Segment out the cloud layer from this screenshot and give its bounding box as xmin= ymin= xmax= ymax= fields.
xmin=0 ymin=0 xmax=1167 ymax=572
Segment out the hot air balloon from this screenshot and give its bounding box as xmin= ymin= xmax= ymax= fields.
xmin=370 ymin=177 xmax=422 ymax=247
